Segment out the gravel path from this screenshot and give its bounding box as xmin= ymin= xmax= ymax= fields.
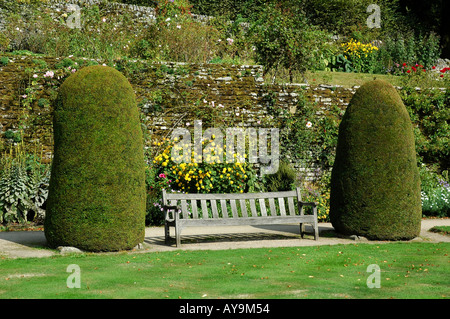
xmin=0 ymin=219 xmax=448 ymax=258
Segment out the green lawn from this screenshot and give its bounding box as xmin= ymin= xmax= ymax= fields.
xmin=265 ymin=69 xmax=445 ymax=88
xmin=0 ymin=242 xmax=448 ymax=299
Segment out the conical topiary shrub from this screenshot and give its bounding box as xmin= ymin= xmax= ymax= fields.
xmin=44 ymin=65 xmax=146 ymax=251
xmin=329 ymin=79 xmax=421 ymax=240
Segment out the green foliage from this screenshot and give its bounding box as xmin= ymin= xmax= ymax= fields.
xmin=44 ymin=66 xmax=146 ymax=252
xmin=302 ymin=0 xmax=405 ymax=37
xmin=262 ymin=160 xmax=297 ymax=192
xmin=379 ymin=31 xmax=441 ymax=69
xmin=250 ymin=2 xmax=328 ymax=82
xmin=420 ymin=168 xmax=450 ymax=218
xmin=330 ymin=54 xmax=353 ymax=73
xmin=0 ymin=144 xmax=49 ymax=225
xmin=330 ymin=79 xmax=422 ymax=240
xmin=400 ymin=87 xmax=449 ymax=171
xmin=3 ymin=130 xmax=22 ymax=143
xmin=0 ymin=56 xmax=9 ymax=66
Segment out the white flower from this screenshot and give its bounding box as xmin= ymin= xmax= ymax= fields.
xmin=32 ymin=74 xmax=38 ymax=78
xmin=165 ymin=17 xmax=171 ymax=22
xmin=102 ymin=18 xmax=106 ymax=22
xmin=176 ymin=25 xmax=181 ymax=29
xmin=226 ymin=38 xmax=234 ymax=45
xmin=43 ymin=71 xmax=54 ymax=78
xmin=218 ymin=104 xmax=224 ymax=108
xmin=306 ymin=121 xmax=312 ymax=128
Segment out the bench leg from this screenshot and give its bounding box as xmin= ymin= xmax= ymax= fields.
xmin=175 ymin=225 xmax=182 ymax=247
xmin=300 ymin=223 xmax=305 ymax=238
xmin=314 ymin=222 xmax=319 ymax=240
xmin=165 ymin=222 xmax=170 ymax=244
xmin=313 ymin=206 xmax=319 ymax=240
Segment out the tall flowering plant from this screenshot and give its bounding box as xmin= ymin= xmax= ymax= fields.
xmin=151 ymin=137 xmax=258 ymax=194
xmin=340 ymin=39 xmax=379 ymax=73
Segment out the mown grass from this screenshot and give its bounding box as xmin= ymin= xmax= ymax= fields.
xmin=430 ymin=226 xmax=450 ymax=236
xmin=265 ymin=69 xmax=446 ymax=88
xmin=0 ymin=242 xmax=448 ymax=299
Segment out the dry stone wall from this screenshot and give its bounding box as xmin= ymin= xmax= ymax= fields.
xmin=0 ymin=54 xmax=434 ymax=180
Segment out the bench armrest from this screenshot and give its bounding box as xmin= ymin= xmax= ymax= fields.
xmin=162 ymin=205 xmax=180 ymax=221
xmin=163 ymin=205 xmax=178 ymax=210
xmin=299 ymin=201 xmax=318 ymax=207
xmin=298 ymin=201 xmax=318 ymax=217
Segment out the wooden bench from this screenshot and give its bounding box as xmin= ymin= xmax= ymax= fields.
xmin=162 ymin=188 xmax=319 ymax=247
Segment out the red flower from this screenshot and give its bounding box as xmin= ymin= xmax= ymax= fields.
xmin=432 ymin=66 xmax=436 ymax=69
xmin=423 ymin=69 xmax=426 ymax=72
xmin=412 ymin=66 xmax=417 ymax=72
xmin=440 ymin=74 xmax=444 ymax=78
xmin=402 ymin=62 xmax=407 ymax=67
xmin=406 ymin=70 xmax=411 ymax=73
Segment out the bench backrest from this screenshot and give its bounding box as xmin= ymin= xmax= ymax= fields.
xmin=163 ymin=188 xmax=304 ymax=220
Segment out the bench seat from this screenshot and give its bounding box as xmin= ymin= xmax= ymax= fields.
xmin=163 ymin=188 xmax=319 ymax=247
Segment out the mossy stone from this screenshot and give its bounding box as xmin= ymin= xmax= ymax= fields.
xmin=329 ymin=79 xmax=421 ymax=240
xmin=44 ymin=66 xmax=146 ymax=251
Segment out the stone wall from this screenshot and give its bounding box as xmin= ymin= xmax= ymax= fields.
xmin=0 ymin=54 xmax=356 ymax=180
xmin=1 ymin=54 xmax=444 ymax=181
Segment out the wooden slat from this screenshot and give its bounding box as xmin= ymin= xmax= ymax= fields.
xmin=181 ymin=200 xmax=188 ymax=219
xmin=287 ymin=197 xmax=295 ymax=216
xmin=259 ymin=198 xmax=267 ymax=216
xmin=166 ymin=190 xmax=297 ymax=201
xmin=269 ymin=198 xmax=276 ymax=216
xmin=230 ymin=199 xmax=238 ymax=218
xmin=191 ymin=199 xmax=199 ymax=219
xmin=296 ymin=187 xmax=304 ymax=215
xmin=220 ymin=199 xmax=228 ymax=218
xmin=249 ymin=199 xmax=257 ymax=217
xmin=210 ymin=199 xmax=219 ymax=219
xmin=200 ymin=200 xmax=208 ymax=219
xmin=239 ymin=199 xmax=248 ymax=217
xmin=278 ymin=197 xmax=286 ymax=216
xmin=168 ymin=199 xmax=178 ymax=219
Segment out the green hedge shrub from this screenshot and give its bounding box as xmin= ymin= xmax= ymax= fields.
xmin=329 ymin=79 xmax=421 ymax=240
xmin=44 ymin=66 xmax=146 ymax=252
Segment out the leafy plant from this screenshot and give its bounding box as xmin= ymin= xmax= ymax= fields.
xmin=330 ymin=54 xmax=353 ymax=73
xmin=262 ymin=160 xmax=297 ymax=192
xmin=340 ymin=39 xmax=379 ymax=73
xmin=250 ymin=2 xmax=325 ymax=83
xmin=0 ymin=145 xmax=49 ymax=225
xmin=0 ymin=56 xmax=9 ymax=66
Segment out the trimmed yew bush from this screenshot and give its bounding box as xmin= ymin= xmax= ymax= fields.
xmin=329 ymin=79 xmax=421 ymax=240
xmin=44 ymin=66 xmax=146 ymax=251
